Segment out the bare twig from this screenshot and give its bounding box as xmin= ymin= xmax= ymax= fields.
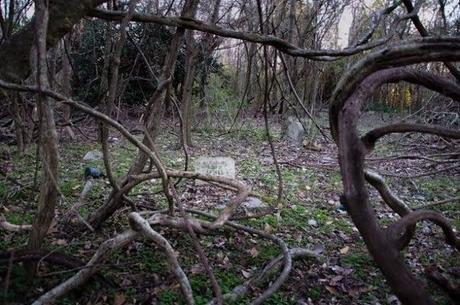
xmin=401 ymin=0 xmax=460 ymax=81
xmin=414 ymin=196 xmax=460 ymax=210
xmin=279 ymin=53 xmax=330 ymax=141
xmin=377 ymin=163 xmax=460 ymax=179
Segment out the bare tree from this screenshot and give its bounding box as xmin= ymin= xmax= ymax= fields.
xmin=0 ymin=1 xmax=458 ymax=304
xmin=61 ymin=35 xmax=76 ymax=140
xmin=27 ymin=0 xmax=59 ymax=256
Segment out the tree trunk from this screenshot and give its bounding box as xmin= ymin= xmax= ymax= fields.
xmin=88 ymin=0 xmax=199 ymax=228
xmin=61 ymin=36 xmax=76 ymax=140
xmin=10 ymin=93 xmax=26 ymax=154
xmin=331 ymin=68 xmax=453 ymax=305
xmin=27 ymin=0 xmax=59 ymax=254
xmin=180 ymin=30 xmax=198 ymax=147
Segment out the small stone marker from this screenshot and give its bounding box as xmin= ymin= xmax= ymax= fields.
xmin=308 ymin=219 xmax=318 ymax=227
xmin=194 ymin=156 xmax=236 ymax=185
xmin=215 ymin=196 xmax=267 ymax=211
xmin=83 ymin=150 xmax=103 ymax=161
xmin=286 ymin=116 xmax=305 ymax=145
xmin=242 ymin=197 xmax=266 ymax=209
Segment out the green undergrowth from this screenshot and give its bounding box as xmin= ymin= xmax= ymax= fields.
xmin=1 ymin=122 xmax=458 ymax=305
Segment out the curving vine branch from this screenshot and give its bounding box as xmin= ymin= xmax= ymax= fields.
xmin=329 ymin=44 xmax=460 ymax=305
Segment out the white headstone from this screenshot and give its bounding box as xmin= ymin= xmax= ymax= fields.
xmin=83 ymin=150 xmax=103 ymax=161
xmin=242 ymin=197 xmax=266 ymax=209
xmin=194 ymin=156 xmax=236 ymax=185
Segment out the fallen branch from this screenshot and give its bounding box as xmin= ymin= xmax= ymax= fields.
xmin=129 ymin=212 xmax=194 ymax=305
xmin=414 ymin=196 xmax=460 ymax=210
xmin=0 ymin=249 xmax=114 ymax=287
xmin=0 ymin=214 xmax=32 ymax=232
xmin=377 ymin=163 xmax=460 ymax=179
xmin=366 ymin=153 xmax=460 ymax=164
xmin=187 ymin=209 xmax=292 ymax=305
xmin=206 ymin=247 xmax=322 ymax=305
xmin=130 ymin=170 xmax=251 ymax=229
xmin=32 ymin=230 xmax=137 ymax=305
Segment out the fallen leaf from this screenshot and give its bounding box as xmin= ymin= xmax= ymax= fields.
xmin=325 ymin=285 xmax=339 ymax=295
xmin=264 ymin=223 xmax=273 ymax=233
xmin=330 ymin=275 xmax=343 ymax=286
xmin=242 ymin=270 xmax=252 ymax=279
xmin=190 ymin=264 xmax=204 ymax=274
xmin=249 ymin=247 xmax=259 ymax=257
xmin=113 ymin=293 xmax=126 ymax=305
xmin=55 ymin=239 xmax=68 ymax=246
xmin=339 ymin=246 xmax=350 ymax=255
xmin=46 ymin=219 xmax=59 ymax=234
xmin=121 ymin=278 xmax=132 ymax=287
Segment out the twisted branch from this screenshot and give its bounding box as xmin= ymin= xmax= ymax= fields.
xmin=128 ymin=212 xmax=194 ymax=305
xmin=362 ymin=123 xmax=460 ymax=152
xmin=88 ymin=8 xmax=393 ymax=60
xmin=386 ymin=210 xmax=460 ymax=251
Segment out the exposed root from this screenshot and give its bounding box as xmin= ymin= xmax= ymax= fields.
xmin=30 ymin=208 xmax=297 ymax=305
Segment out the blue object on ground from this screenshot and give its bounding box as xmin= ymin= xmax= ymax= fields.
xmin=84 ymin=167 xmax=105 ymax=179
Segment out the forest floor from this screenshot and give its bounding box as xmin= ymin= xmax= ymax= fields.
xmin=0 ymin=111 xmax=459 ymax=305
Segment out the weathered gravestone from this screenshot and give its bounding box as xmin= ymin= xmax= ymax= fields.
xmin=83 ymin=150 xmax=103 ymax=161
xmin=194 ymin=156 xmax=236 ymax=185
xmin=242 ymin=196 xmax=266 ymax=209
xmin=216 ymin=196 xmax=267 ymax=210
xmin=286 ymin=116 xmax=305 ymax=146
